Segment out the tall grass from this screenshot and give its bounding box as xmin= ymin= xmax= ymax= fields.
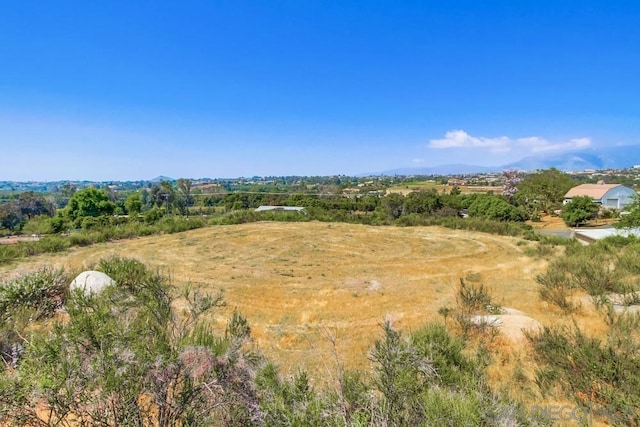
xmin=0 ymin=216 xmax=209 ymax=266
xmin=0 ymin=267 xmax=67 ymax=320
xmin=526 ymin=322 xmax=640 ymax=424
xmin=537 ymin=236 xmax=640 ymax=311
xmin=1 ymin=268 xmax=68 ymax=370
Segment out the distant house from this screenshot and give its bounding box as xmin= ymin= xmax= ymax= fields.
xmin=447 ymin=179 xmax=467 ymax=186
xmin=255 ymin=206 xmax=306 ymax=213
xmin=563 ymin=182 xmax=637 ymax=209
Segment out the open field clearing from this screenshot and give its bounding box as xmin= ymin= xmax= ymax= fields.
xmin=0 ymin=222 xmax=602 ymax=379
xmin=386 ymin=183 xmax=503 ymax=195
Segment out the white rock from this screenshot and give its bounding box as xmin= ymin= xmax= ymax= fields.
xmin=70 ymin=271 xmax=115 ymax=296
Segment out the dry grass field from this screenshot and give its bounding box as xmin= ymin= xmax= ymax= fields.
xmin=0 ymin=221 xmax=606 ymax=390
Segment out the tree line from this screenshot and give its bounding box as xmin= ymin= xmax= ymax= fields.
xmin=2 ymin=169 xmax=638 ymax=238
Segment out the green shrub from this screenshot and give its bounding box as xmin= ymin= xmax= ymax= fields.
xmin=21 ymin=215 xmax=55 ymax=235
xmin=0 ymin=267 xmax=67 ymax=319
xmin=423 ymin=217 xmax=535 ymax=238
xmin=396 ymin=213 xmax=427 ymax=226
xmin=523 ymin=241 xmax=556 ymax=258
xmin=208 ymin=210 xmax=262 ymax=225
xmin=28 ymin=236 xmax=71 ymax=254
xmin=0 ymin=244 xmax=27 ymax=265
xmin=2 ymin=258 xmax=260 ymax=426
xmin=0 ymin=268 xmax=68 ymax=371
xmin=97 ymin=256 xmax=150 ymax=292
xmin=561 ymin=196 xmax=598 ymax=226
xmin=538 ymin=241 xmax=640 ymax=310
xmin=456 ymin=278 xmax=500 ymax=315
xmin=156 ymin=216 xmax=205 ymax=233
xmin=536 ymin=259 xmax=581 ymax=313
xmin=68 ymin=231 xmax=102 ymax=246
xmin=144 ymin=207 xmax=165 ymax=223
xmin=527 ymin=324 xmax=640 ymax=423
xmin=367 ymin=322 xmax=539 ymax=426
xmin=468 ymin=195 xmax=525 ymax=222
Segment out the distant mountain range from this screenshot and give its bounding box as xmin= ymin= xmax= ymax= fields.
xmin=378 ymin=145 xmax=640 ymax=176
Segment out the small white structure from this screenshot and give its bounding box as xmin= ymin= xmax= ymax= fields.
xmin=255 ymin=205 xmax=305 ymax=213
xmin=70 ymin=271 xmax=115 ymax=296
xmin=564 ymin=183 xmax=637 ymax=209
xmin=571 ymin=227 xmax=640 ymax=244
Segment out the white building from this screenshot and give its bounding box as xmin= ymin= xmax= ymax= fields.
xmin=564 ymin=183 xmax=637 ymax=210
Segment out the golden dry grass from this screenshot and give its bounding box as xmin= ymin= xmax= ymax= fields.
xmin=0 ymin=221 xmax=606 ymax=385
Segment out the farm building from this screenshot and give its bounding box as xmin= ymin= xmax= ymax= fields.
xmin=563 ymin=183 xmax=637 ymax=209
xmin=255 ymin=205 xmax=305 ymax=213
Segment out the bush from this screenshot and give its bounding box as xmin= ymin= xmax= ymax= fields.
xmin=468 ymin=195 xmax=524 ymax=222
xmin=423 ymin=217 xmax=536 ymax=238
xmin=21 ymin=215 xmax=55 ymax=235
xmin=536 ymin=264 xmax=581 ymax=313
xmin=456 ymin=278 xmax=500 ymax=315
xmin=97 ymin=256 xmax=150 ymax=292
xmin=367 ymin=321 xmax=538 ymax=426
xmin=0 ymin=268 xmax=67 ymax=318
xmin=1 ymin=258 xmax=265 ymax=426
xmin=144 ymin=207 xmax=165 ymax=223
xmin=156 ymin=216 xmax=205 ymax=233
xmin=523 ymin=241 xmax=557 ymax=258
xmin=537 ymin=241 xmax=640 ymax=311
xmin=0 ymin=268 xmax=68 ymax=370
xmin=208 ymin=210 xmax=262 ymax=225
xmin=68 ymin=231 xmax=106 ymax=246
xmin=527 ymin=324 xmax=640 ymax=423
xmin=28 ymin=236 xmax=71 ymax=254
xmin=0 ymin=244 xmax=26 ymax=265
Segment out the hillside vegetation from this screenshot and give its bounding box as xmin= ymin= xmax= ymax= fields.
xmin=2 ymin=166 xmax=640 ymax=424
xmin=2 ymin=221 xmax=639 ymax=424
xmin=2 ymin=222 xmax=548 ymax=375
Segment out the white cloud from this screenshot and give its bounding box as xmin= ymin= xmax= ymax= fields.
xmin=412 ymin=158 xmax=425 ymax=164
xmin=428 ymin=130 xmax=591 ymax=156
xmin=429 ymin=130 xmax=510 ymax=152
xmin=527 ymin=137 xmax=591 ymax=153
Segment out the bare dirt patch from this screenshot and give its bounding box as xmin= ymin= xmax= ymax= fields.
xmin=0 ymin=235 xmax=40 ymax=245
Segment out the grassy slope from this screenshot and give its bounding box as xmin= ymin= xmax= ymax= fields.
xmin=0 ymin=222 xmax=607 ymax=394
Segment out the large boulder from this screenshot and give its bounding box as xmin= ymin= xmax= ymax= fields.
xmin=70 ymin=271 xmax=115 ymax=296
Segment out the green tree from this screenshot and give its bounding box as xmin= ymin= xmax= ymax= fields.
xmin=17 ymin=192 xmax=55 ymax=219
xmin=468 ymin=194 xmax=524 ymax=222
xmin=124 ymin=192 xmax=143 ymax=215
xmin=150 ymin=181 xmax=175 ymax=212
xmin=60 ymin=182 xmax=77 ymax=198
xmin=561 ymin=196 xmax=598 ymax=226
xmin=0 ymin=202 xmax=22 ymax=231
xmin=402 ymin=190 xmax=442 ymax=215
xmin=176 ymin=178 xmax=194 ymax=215
xmin=617 ymin=195 xmax=640 ymax=229
xmin=65 ymin=187 xmax=116 ymax=225
xmin=380 ymin=193 xmax=405 ymax=219
xmin=516 ymin=168 xmax=575 ymax=214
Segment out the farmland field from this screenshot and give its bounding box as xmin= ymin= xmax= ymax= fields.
xmin=0 ymin=222 xmax=580 ymax=378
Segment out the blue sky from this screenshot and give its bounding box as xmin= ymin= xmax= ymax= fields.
xmin=1 ymin=1 xmax=639 ymax=180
